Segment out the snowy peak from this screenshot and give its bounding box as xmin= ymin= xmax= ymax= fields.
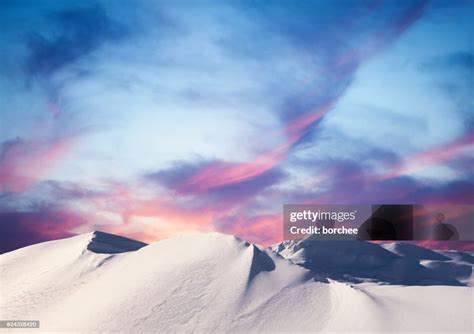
xmin=273 ymin=238 xmax=468 ymax=286
xmin=248 ymin=243 xmax=276 ymax=283
xmin=1 ymin=231 xmax=472 ymax=333
xmin=86 ymin=231 xmax=147 ymax=254
xmin=382 ymin=242 xmax=450 ymax=261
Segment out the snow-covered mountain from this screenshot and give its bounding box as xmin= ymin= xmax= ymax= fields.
xmin=273 ymin=237 xmax=473 ymax=286
xmin=1 ymin=231 xmax=472 ymax=333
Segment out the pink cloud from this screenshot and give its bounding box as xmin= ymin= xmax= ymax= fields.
xmin=0 ymin=137 xmax=75 ymax=192
xmin=217 ymin=213 xmax=282 ymax=246
xmin=380 ymin=132 xmax=474 ymax=180
xmin=176 ymin=101 xmax=334 ymax=194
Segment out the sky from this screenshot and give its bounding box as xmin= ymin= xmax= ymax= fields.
xmin=0 ymin=0 xmax=473 ymax=252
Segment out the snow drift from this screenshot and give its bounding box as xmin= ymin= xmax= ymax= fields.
xmin=273 ymin=237 xmax=471 ymax=285
xmin=1 ymin=231 xmax=472 ymax=333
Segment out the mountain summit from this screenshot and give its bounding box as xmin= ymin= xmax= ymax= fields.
xmin=86 ymin=231 xmax=147 ymax=254
xmin=1 ymin=232 xmax=472 ymax=333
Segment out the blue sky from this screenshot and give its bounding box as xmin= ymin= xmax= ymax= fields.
xmin=0 ymin=0 xmax=473 ymax=250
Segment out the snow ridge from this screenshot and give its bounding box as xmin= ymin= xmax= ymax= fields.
xmin=86 ymin=231 xmax=147 ymax=254
xmin=1 ymin=232 xmax=472 ymax=333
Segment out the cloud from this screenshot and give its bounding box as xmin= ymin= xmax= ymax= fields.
xmin=0 ymin=136 xmax=76 ymax=192
xmin=378 ymin=132 xmax=474 ymax=180
xmin=182 ymin=0 xmax=431 ymax=190
xmin=0 ymin=180 xmax=103 ymax=215
xmin=146 ymin=160 xmax=286 ymax=211
xmin=173 ymin=154 xmax=288 ymax=195
xmin=26 ymin=5 xmax=126 ymax=77
xmin=0 ymin=210 xmax=85 ymax=253
xmin=285 ymin=157 xmax=474 ymax=206
xmin=214 ymin=213 xmax=282 ymax=246
xmin=419 ymin=51 xmax=474 ymax=72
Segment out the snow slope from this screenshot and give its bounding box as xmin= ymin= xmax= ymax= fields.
xmin=1 ymin=231 xmax=472 ymax=333
xmin=381 ymin=242 xmax=474 ymax=286
xmin=273 ymin=237 xmax=472 ymax=286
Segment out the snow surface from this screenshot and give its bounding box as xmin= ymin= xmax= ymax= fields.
xmin=273 ymin=237 xmax=472 ymax=286
xmin=1 ymin=231 xmax=472 ymax=333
